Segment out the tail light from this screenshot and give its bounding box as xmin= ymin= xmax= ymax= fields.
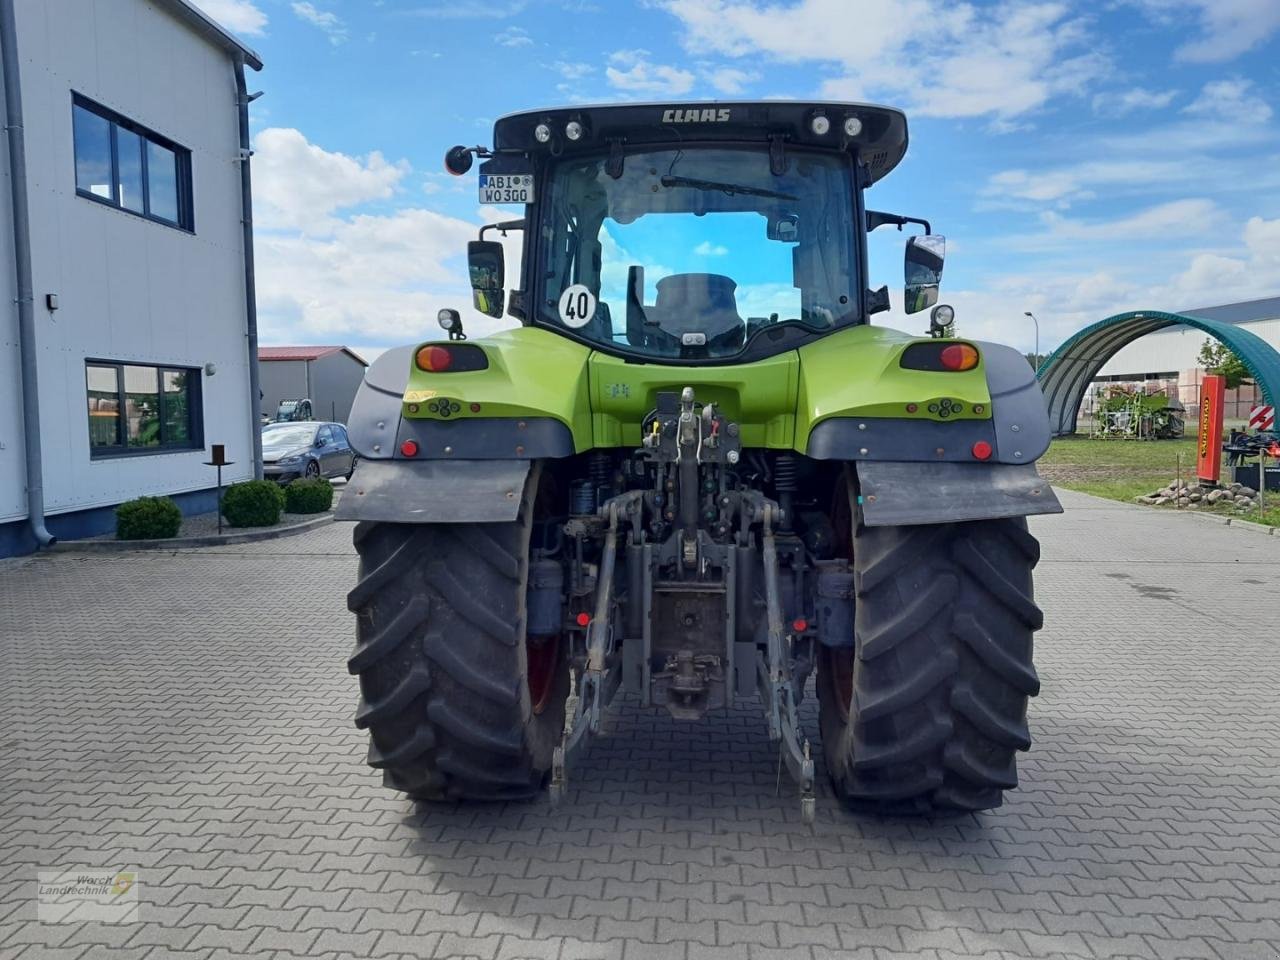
xmin=900 ymin=342 xmax=980 ymax=372
xmin=941 ymin=344 xmax=980 ymax=371
xmin=414 ymin=343 xmax=489 ymax=372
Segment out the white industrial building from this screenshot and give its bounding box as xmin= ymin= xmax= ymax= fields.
xmin=0 ymin=0 xmax=263 ymax=556
xmin=1090 ymin=296 xmax=1278 ymax=420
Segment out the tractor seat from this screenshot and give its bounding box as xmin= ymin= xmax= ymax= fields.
xmin=652 ymin=274 xmax=744 ymax=342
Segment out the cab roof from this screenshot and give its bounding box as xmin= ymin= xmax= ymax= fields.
xmin=492 ymin=101 xmax=908 ymax=184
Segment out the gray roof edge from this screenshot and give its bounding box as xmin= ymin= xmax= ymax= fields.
xmin=1178 ymin=294 xmax=1280 ymax=326
xmin=155 ymin=0 xmax=264 ymax=70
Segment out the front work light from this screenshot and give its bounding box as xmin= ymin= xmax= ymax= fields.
xmin=565 ymin=120 xmax=584 ymax=141
xmin=810 ymin=114 xmax=831 ymax=135
xmin=534 ymin=123 xmax=553 ymax=143
xmin=843 ymin=116 xmax=863 ymax=137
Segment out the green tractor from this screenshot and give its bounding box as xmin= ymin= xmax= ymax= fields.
xmin=337 ymin=101 xmax=1060 ymax=819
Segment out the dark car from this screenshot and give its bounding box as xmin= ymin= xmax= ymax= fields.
xmin=262 ymin=421 xmax=356 ymax=482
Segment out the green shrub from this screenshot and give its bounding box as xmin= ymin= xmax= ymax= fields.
xmin=284 ymin=477 xmax=334 ymax=514
xmin=221 ymin=480 xmax=285 ymax=528
xmin=115 ymin=496 xmax=182 ymax=540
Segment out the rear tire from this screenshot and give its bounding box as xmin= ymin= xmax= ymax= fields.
xmin=346 ymin=463 xmax=568 ymax=801
xmin=819 ymin=491 xmax=1042 ymax=815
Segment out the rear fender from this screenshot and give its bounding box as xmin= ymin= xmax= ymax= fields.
xmin=335 ymin=458 xmax=530 ymax=523
xmin=855 ymin=460 xmax=1062 ymax=527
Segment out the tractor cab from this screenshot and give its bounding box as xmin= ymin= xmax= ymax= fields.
xmin=448 ymin=101 xmax=947 ymax=363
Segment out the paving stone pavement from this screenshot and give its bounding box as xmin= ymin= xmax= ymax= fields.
xmin=1 ymin=488 xmax=1278 ymax=960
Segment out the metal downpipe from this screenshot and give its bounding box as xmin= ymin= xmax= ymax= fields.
xmin=1 ymin=0 xmax=53 ymax=546
xmin=235 ymin=59 xmax=264 ymax=480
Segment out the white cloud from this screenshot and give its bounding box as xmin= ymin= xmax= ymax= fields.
xmin=252 ymin=128 xmax=409 ymax=234
xmin=553 ymin=61 xmax=595 ymax=80
xmin=704 ymin=67 xmax=757 ymax=95
xmin=981 ymin=159 xmax=1188 ymax=207
xmin=1184 ymin=78 xmax=1273 ymax=124
xmin=1034 ymin=199 xmax=1221 ymax=242
xmin=1091 ymin=86 xmax=1178 ymax=116
xmin=659 ymin=0 xmax=1108 ymax=121
xmin=606 ymin=49 xmax=696 ymax=96
xmin=1076 ymin=78 xmax=1278 ymax=160
xmin=694 ymin=241 xmax=728 ymax=256
xmin=405 ymin=1 xmax=528 ymax=18
xmin=189 ymin=0 xmax=267 ymax=35
xmin=495 ymin=26 xmax=533 ymax=47
xmin=257 ymin=214 xmax=514 ymax=346
xmin=1173 ymin=215 xmax=1280 ymax=302
xmin=291 ymin=2 xmax=348 ymax=44
xmin=253 ymin=129 xmax=525 ymax=348
xmin=1132 ymin=0 xmax=1280 ymax=62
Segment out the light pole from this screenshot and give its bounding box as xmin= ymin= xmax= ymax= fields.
xmin=1024 ymin=311 xmax=1040 ymax=366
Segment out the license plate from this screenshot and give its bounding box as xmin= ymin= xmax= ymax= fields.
xmin=479 ymin=174 xmax=535 ymax=204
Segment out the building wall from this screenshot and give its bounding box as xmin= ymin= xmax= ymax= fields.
xmin=1097 ymin=319 xmax=1280 ymax=379
xmin=3 ymin=0 xmax=254 ymax=524
xmin=259 ymin=360 xmax=310 ymax=419
xmin=0 ymin=56 xmax=26 ymax=523
xmin=310 ymin=353 xmax=366 ymax=425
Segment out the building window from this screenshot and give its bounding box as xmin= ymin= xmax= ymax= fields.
xmin=72 ymin=95 xmax=193 ymax=231
xmin=86 ymin=362 xmax=203 ymax=457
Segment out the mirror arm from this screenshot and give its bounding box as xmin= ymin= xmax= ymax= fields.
xmin=479 ymin=219 xmax=526 ymax=241
xmin=867 ymin=210 xmax=932 ymax=235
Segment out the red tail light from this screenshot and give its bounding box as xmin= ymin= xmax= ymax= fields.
xmin=576 ymin=612 xmax=591 ymax=627
xmin=901 ymin=342 xmax=981 ymax=372
xmin=940 ymin=344 xmax=980 ymax=371
xmin=971 ymin=441 xmax=993 ymax=461
xmin=400 ymin=439 xmax=419 ymax=457
xmin=413 ymin=343 xmax=489 ymax=373
xmin=416 ymin=346 xmax=453 ymax=372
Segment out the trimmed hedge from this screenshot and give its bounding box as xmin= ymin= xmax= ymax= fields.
xmin=116 ymin=496 xmax=182 ymax=540
xmin=284 ymin=477 xmax=334 ymax=514
xmin=221 ymin=479 xmax=285 ymax=528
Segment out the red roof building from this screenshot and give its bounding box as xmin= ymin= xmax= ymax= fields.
xmin=258 ymin=346 xmax=368 ymax=424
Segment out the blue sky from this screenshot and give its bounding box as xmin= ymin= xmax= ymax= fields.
xmin=192 ymin=0 xmax=1280 ymax=358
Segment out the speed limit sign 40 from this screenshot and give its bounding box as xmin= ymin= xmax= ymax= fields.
xmin=558 ymin=284 xmax=597 ymax=329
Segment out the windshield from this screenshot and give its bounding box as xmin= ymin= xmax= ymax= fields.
xmin=537 ymin=146 xmax=858 ymax=360
xmin=263 ymin=424 xmax=317 ymax=447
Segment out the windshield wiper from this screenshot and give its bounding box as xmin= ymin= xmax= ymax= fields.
xmin=660 ymin=175 xmax=798 ymax=202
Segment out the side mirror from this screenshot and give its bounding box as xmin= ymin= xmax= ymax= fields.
xmin=467 ymin=240 xmax=504 ymax=319
xmin=444 ymin=145 xmax=473 ymax=176
xmin=904 ymin=234 xmax=945 ymax=315
xmin=767 ymin=214 xmax=799 ymax=242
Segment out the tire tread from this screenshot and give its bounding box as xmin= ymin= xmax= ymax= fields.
xmin=821 ymin=513 xmax=1042 ymax=816
xmin=347 ymin=468 xmax=564 ymax=802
